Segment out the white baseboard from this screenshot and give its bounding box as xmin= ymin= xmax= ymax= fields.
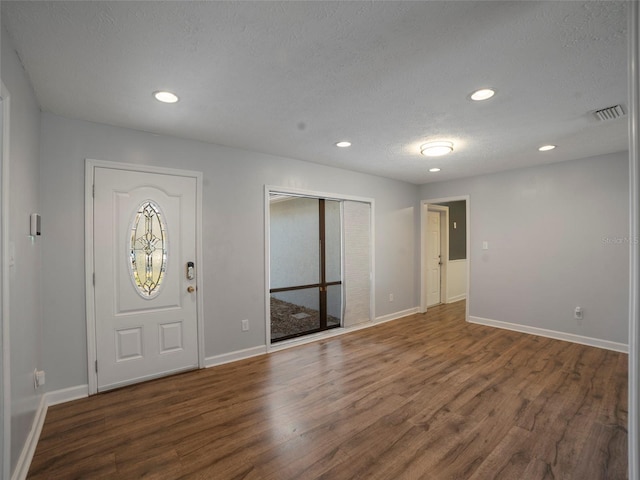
xmin=11 ymin=385 xmax=90 ymax=479
xmin=469 ymin=316 xmax=629 ymax=353
xmin=446 ymin=294 xmax=466 ymax=304
xmin=205 ymin=345 xmax=267 ymax=368
xmin=375 ymin=307 xmax=420 ymax=324
xmin=11 ymin=395 xmax=47 ymax=480
xmin=46 ymin=385 xmax=89 ymax=407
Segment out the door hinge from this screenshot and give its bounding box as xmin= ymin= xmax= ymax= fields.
xmin=93 ymin=273 xmax=95 ymax=286
xmin=95 ymin=360 xmax=98 ymax=373
xmin=92 ymin=184 xmax=95 ymax=198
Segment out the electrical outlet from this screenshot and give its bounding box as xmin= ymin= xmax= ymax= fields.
xmin=241 ymin=319 xmax=249 ymax=332
xmin=574 ymin=306 xmax=583 ymax=320
xmin=389 ymin=293 xmax=394 ymax=302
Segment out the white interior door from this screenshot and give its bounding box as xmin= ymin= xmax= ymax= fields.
xmin=427 ymin=210 xmax=442 ymax=307
xmin=94 ymin=167 xmax=199 ymax=391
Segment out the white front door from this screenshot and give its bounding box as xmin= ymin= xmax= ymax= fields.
xmin=93 ymin=166 xmax=199 ymax=391
xmin=427 ymin=210 xmax=442 ymax=307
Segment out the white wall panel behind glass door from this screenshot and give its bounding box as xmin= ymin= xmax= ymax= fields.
xmin=343 ymin=201 xmax=371 ymax=327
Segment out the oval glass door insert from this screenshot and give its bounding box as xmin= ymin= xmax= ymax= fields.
xmin=129 ymin=200 xmax=168 ymax=298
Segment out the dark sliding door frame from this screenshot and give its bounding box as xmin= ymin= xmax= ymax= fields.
xmin=269 ymin=197 xmax=342 ymax=342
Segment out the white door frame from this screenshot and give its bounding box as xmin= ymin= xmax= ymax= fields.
xmin=1 ymin=81 xmax=11 ymax=480
xmin=426 ymin=205 xmax=448 ymax=307
xmin=628 ymin=2 xmax=639 ymax=477
xmin=85 ymin=159 xmax=205 ymax=395
xmin=420 ymin=196 xmax=470 ymax=321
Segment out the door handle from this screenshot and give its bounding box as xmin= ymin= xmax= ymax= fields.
xmin=187 ymin=286 xmax=195 ymax=293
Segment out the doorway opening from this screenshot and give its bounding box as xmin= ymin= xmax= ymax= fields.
xmin=266 ymin=188 xmax=374 ymax=346
xmin=269 ymin=195 xmax=342 ymax=341
xmin=269 ymin=193 xmax=342 ymax=342
xmin=421 ymin=196 xmax=470 ymax=319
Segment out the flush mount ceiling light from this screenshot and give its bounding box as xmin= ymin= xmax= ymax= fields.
xmin=420 ymin=141 xmax=453 ymax=157
xmin=153 ymin=90 xmax=179 ymax=103
xmin=336 ymin=141 xmax=352 ymax=148
xmin=538 ymin=144 xmax=556 ymax=152
xmin=429 ymin=168 xmax=441 ymax=173
xmin=470 ymin=88 xmax=496 ymax=101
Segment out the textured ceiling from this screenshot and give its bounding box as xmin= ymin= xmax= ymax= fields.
xmin=1 ymin=1 xmax=629 ymax=184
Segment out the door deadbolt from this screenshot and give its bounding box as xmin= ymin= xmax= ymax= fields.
xmin=186 ymin=261 xmax=195 ymax=280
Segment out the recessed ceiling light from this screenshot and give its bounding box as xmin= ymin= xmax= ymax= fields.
xmin=470 ymin=88 xmax=495 ymax=101
xmin=429 ymin=168 xmax=441 ymax=173
xmin=153 ymin=90 xmax=179 ymax=103
xmin=538 ymin=144 xmax=556 ymax=152
xmin=420 ymin=141 xmax=453 ymax=157
xmin=336 ymin=141 xmax=351 ymax=148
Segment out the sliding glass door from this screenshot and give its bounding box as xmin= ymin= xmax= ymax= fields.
xmin=269 ymin=195 xmax=342 ymax=342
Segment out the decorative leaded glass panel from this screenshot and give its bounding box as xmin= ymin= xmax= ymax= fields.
xmin=129 ymin=200 xmax=167 ymax=298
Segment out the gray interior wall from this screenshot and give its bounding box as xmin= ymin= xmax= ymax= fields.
xmin=1 ymin=25 xmax=43 ymax=474
xmin=420 ymin=151 xmax=629 ymax=344
xmin=39 ymin=112 xmax=420 ymax=392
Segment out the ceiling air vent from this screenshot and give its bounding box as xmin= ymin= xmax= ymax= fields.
xmin=593 ymin=104 xmax=625 ymax=121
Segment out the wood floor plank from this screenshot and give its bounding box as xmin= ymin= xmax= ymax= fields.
xmin=27 ymin=301 xmax=628 ymax=479
xmin=466 ymin=426 xmax=534 ymax=480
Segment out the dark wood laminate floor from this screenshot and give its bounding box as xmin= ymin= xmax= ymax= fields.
xmin=28 ymin=301 xmax=628 ymax=479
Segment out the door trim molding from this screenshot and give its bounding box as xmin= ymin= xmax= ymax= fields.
xmin=628 ymin=1 xmax=639 ymax=477
xmin=84 ymin=159 xmax=205 ymax=395
xmin=1 ymin=80 xmax=11 ymax=480
xmin=420 ymin=196 xmax=470 ymax=321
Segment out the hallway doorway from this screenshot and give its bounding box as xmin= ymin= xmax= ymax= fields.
xmin=421 ymin=196 xmax=470 ymax=318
